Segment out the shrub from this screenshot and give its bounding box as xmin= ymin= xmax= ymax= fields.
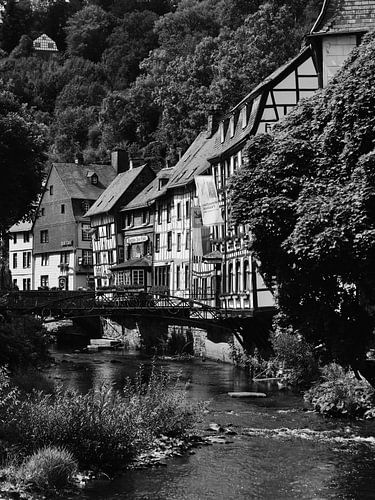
xmin=19 ymin=446 xmax=77 ymax=491
xmin=271 ymin=326 xmax=320 ymax=387
xmin=0 ymin=315 xmax=50 ymax=370
xmin=0 ymin=365 xmax=202 ymax=471
xmin=304 ymin=363 xmax=375 ymax=418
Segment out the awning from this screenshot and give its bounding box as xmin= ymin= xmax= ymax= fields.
xmin=202 ymin=250 xmax=223 ymax=264
xmin=110 ymin=257 xmax=152 ymax=271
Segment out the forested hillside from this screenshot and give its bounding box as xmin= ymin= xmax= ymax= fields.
xmin=0 ymin=0 xmax=323 ymax=167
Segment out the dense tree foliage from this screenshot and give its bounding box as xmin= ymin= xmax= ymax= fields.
xmin=0 ymin=91 xmax=47 ymax=232
xmin=0 ymin=0 xmax=322 ymax=164
xmin=230 ymin=33 xmax=375 ymax=377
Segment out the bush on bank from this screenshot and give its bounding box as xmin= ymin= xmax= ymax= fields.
xmin=271 ymin=326 xmax=320 ymax=387
xmin=0 ymin=364 xmax=202 ymax=473
xmin=0 ymin=315 xmax=50 ymax=371
xmin=304 ymin=363 xmax=375 ymax=419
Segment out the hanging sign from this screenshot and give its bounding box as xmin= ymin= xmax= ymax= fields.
xmin=195 ymin=176 xmax=224 ymax=226
xmin=191 ymin=206 xmax=203 ymax=256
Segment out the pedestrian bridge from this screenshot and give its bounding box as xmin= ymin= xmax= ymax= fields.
xmin=0 ymin=289 xmax=260 ymax=323
xmin=0 ymin=290 xmax=275 ymax=350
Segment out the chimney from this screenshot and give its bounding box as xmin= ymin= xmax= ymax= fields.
xmin=111 ymin=149 xmax=129 ymax=174
xmin=129 ymin=156 xmax=144 ymax=170
xmin=206 ymin=114 xmax=218 ymax=139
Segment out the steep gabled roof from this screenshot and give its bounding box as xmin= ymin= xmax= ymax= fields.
xmin=85 ymin=165 xmax=150 ymax=217
xmin=209 ymin=47 xmax=312 ymax=161
xmin=311 ymin=0 xmax=375 ymax=35
xmin=54 ymin=163 xmax=116 ymax=200
xmin=9 ymin=220 xmax=32 ymax=233
xmin=166 ymin=131 xmax=217 ymax=190
xmin=33 ymin=34 xmax=58 ymax=52
xmin=122 ymin=168 xmax=173 ymax=211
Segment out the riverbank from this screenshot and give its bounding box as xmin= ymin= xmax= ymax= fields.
xmin=4 ymin=348 xmax=375 ymax=499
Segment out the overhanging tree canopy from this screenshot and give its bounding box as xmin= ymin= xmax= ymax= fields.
xmin=0 ymin=90 xmax=47 ymax=232
xmin=229 ymin=32 xmax=375 ymax=372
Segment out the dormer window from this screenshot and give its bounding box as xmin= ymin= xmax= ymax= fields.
xmin=229 ymin=116 xmax=235 ymax=138
xmin=158 ymin=178 xmax=168 ymax=190
xmin=219 ymin=122 xmax=225 ymax=143
xmin=240 ymin=105 xmax=247 ymax=129
xmin=87 ymin=171 xmax=98 ymax=185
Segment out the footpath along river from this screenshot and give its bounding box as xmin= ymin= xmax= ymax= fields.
xmin=47 ymin=346 xmax=375 ymax=499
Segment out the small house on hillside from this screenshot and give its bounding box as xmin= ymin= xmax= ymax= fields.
xmin=33 ymin=34 xmax=58 ymax=58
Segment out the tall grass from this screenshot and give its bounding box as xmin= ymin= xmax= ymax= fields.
xmin=0 ymin=364 xmax=201 ymax=471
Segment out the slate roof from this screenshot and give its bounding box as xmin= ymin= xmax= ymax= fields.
xmin=311 ymin=0 xmax=375 ymax=35
xmin=122 ymin=168 xmax=173 ymax=211
xmin=85 ymin=165 xmax=149 ymax=217
xmin=9 ymin=220 xmax=32 ymax=233
xmin=166 ymin=131 xmax=217 ymax=189
xmin=208 ymin=47 xmax=312 ymax=161
xmin=54 ymin=163 xmax=116 ymax=200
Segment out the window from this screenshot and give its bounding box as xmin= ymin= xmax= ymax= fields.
xmin=185 ymin=266 xmax=189 ymax=289
xmin=49 ymin=185 xmax=53 ymax=195
xmin=23 ymin=232 xmax=29 ymax=243
xmin=167 ymin=231 xmax=172 ymax=251
xmin=40 ymin=207 xmax=45 ymax=217
xmin=82 ymin=250 xmax=93 ymax=266
xmin=23 ymin=252 xmax=31 ymax=268
xmin=13 ymin=234 xmax=17 ymax=244
xmin=235 ymin=260 xmax=241 ymax=293
xmin=126 ymin=213 xmax=133 ymax=227
xmin=13 ymin=279 xmax=17 ymax=287
xmin=40 ymin=230 xmax=48 ymax=243
xmin=185 ymin=231 xmax=190 ymax=250
xmin=82 ymin=223 xmax=91 ymax=241
xmin=94 ymin=229 xmax=99 ymax=241
xmin=106 ymin=224 xmax=112 ymax=239
xmin=176 ymin=265 xmax=180 ymax=290
xmin=241 ymin=105 xmax=247 ymax=129
xmin=118 ymin=271 xmax=124 ymax=286
xmin=95 ymin=252 xmax=101 ymax=265
xmin=61 ymin=204 xmax=65 ymax=214
xmin=23 ymin=278 xmax=31 ymax=291
xmin=142 ymin=210 xmax=148 ymax=224
xmin=243 ymin=260 xmax=250 ymax=291
xmin=41 ymin=253 xmax=49 ymax=266
xmin=91 ymin=174 xmax=98 ymax=185
xmin=177 ymin=233 xmax=181 ymax=252
xmin=108 ymin=250 xmax=114 ymax=265
xmin=40 ymin=275 xmax=49 ymax=288
xmin=118 ymin=246 xmax=124 ymax=263
xmin=82 ymin=200 xmax=90 ymax=213
xmin=177 ymin=203 xmax=181 ymax=220
xmin=167 ymin=203 xmax=172 ymax=223
xmin=185 ymin=200 xmax=190 ymax=219
xmin=157 ymin=205 xmax=162 ymax=224
xmin=12 ymin=253 xmax=17 ymax=269
xmin=155 ymin=234 xmax=160 ymax=253
xmin=132 ymin=269 xmax=144 ymax=286
xmin=60 ymin=252 xmax=69 ymax=264
xmin=229 ymin=115 xmax=235 ymax=137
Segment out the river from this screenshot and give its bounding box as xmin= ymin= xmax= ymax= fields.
xmin=46 ymin=347 xmax=375 ymax=499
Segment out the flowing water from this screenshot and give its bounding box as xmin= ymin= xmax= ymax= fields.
xmin=47 ymin=347 xmax=375 ymax=499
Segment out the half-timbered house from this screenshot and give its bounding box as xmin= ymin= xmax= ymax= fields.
xmin=309 ymin=0 xmax=375 ymax=88
xmin=85 ymin=156 xmax=155 ymax=290
xmin=111 ymin=168 xmax=173 ymax=291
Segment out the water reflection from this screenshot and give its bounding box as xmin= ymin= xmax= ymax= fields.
xmin=47 ymin=347 xmax=375 ymax=499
